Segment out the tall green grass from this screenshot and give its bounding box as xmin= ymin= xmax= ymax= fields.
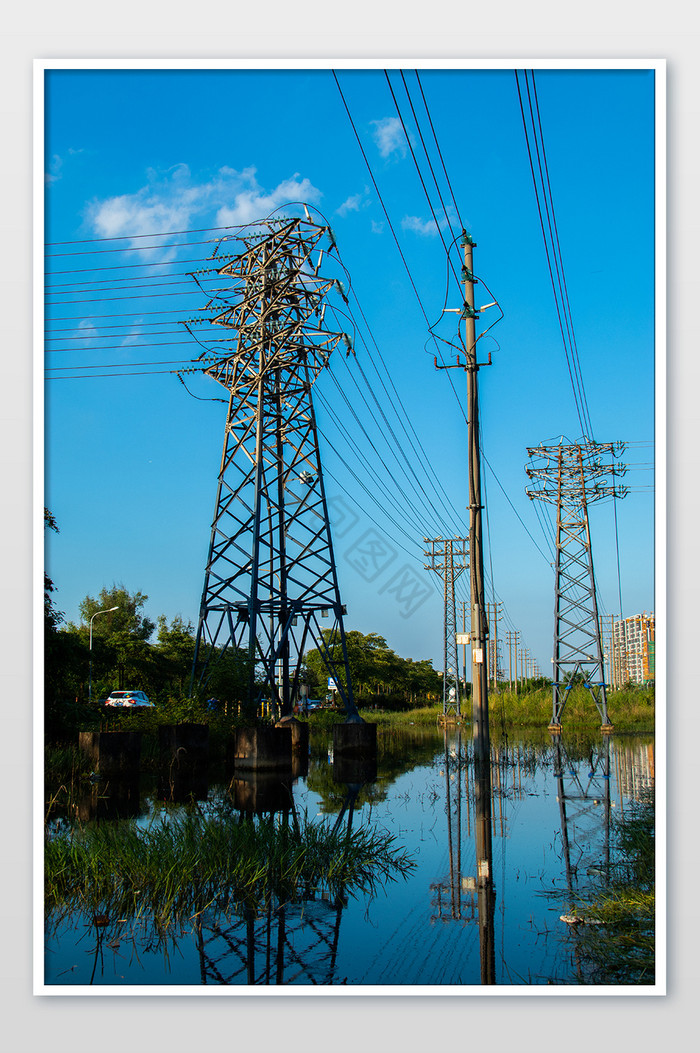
xmin=45 ymin=809 xmax=415 ymax=933
xmin=356 ymin=684 xmax=654 ymax=731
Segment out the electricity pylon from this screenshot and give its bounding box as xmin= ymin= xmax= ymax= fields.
xmin=526 ymin=439 xmax=627 ymax=729
xmin=424 ymin=537 xmax=468 ymax=720
xmin=189 ymin=213 xmax=360 ymax=720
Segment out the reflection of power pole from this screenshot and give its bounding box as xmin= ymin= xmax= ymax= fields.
xmin=424 ymin=538 xmax=468 ymax=720
xmin=430 ymin=730 xmax=469 ymax=920
xmin=526 ymin=440 xmax=627 ymax=730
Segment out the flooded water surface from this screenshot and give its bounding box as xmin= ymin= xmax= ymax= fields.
xmin=44 ymin=725 xmax=654 ymax=988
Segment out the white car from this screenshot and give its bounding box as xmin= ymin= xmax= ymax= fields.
xmin=104 ymin=690 xmax=154 ymax=709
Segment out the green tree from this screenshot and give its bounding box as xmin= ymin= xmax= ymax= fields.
xmin=304 ymin=629 xmax=441 ymax=709
xmin=44 ymin=510 xmax=92 ymax=733
xmin=154 ymin=614 xmax=196 ymax=697
xmin=195 ymin=645 xmax=255 ymax=708
xmin=75 ymin=584 xmax=156 ymax=695
xmin=403 ymin=658 xmax=442 ymax=703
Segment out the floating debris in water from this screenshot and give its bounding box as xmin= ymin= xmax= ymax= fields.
xmin=560 ymin=914 xmax=604 ymax=926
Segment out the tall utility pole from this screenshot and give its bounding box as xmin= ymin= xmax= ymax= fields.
xmin=424 ymin=538 xmax=468 ymax=721
xmin=460 ymin=600 xmax=469 ymax=689
xmin=526 ymin=440 xmax=627 ymax=730
xmin=520 ymin=647 xmax=528 ymax=689
xmin=487 ymin=602 xmax=503 ymax=692
xmin=505 ymin=629 xmax=520 ymax=693
xmin=505 ymin=630 xmax=513 ymax=692
xmin=189 ymin=214 xmax=360 ymax=720
xmin=434 ymin=230 xmax=492 ymax=893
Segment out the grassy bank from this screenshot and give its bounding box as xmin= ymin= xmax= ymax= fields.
xmin=487 ymin=684 xmax=655 ymax=731
xmin=358 ymin=684 xmax=654 ymax=732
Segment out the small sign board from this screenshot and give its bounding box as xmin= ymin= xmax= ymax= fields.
xmin=473 ymin=648 xmax=484 ymax=664
xmin=456 ymin=633 xmax=470 ymax=645
xmin=327 ymin=677 xmax=337 ymax=689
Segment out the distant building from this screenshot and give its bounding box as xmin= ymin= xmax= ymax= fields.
xmin=611 ymin=613 xmax=654 ymax=686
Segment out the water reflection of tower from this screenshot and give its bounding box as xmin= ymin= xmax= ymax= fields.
xmin=552 ymin=735 xmax=613 ymax=895
xmin=196 ymin=762 xmax=369 ymax=986
xmin=429 ymin=729 xmax=496 ymax=984
xmin=196 ymin=886 xmax=347 ymax=985
xmin=430 ymin=731 xmax=473 ymax=921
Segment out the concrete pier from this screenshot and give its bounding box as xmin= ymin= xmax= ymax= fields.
xmin=79 ymin=730 xmax=141 ymax=775
xmin=275 ymin=715 xmax=309 ymax=754
xmin=232 ymin=725 xmax=293 ymax=770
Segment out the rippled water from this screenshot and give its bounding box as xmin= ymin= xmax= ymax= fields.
xmin=43 ymin=726 xmax=654 ymax=988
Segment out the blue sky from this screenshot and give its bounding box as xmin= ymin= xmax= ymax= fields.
xmin=43 ymin=63 xmax=657 ymax=676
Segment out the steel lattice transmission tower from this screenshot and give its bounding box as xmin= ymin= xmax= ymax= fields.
xmin=189 ymin=213 xmax=359 ymax=720
xmin=424 ymin=537 xmax=469 ymax=720
xmin=526 ymin=439 xmax=627 ymax=729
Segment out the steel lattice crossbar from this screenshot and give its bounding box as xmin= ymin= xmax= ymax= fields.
xmin=189 ymin=215 xmax=358 ymax=716
xmin=526 ymin=441 xmax=627 ymax=727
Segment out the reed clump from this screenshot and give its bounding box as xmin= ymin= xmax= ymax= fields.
xmin=45 ymin=809 xmax=415 ymax=932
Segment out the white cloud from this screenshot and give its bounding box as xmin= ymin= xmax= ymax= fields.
xmin=401 ymin=214 xmax=439 ymax=237
xmin=215 ymin=173 xmax=322 ymax=227
xmin=371 ymin=219 xmax=385 ymax=235
xmin=336 ymin=187 xmax=370 ymax=216
xmin=401 ymin=207 xmax=459 ymax=238
xmin=45 ymin=154 xmax=63 ymax=184
xmin=370 ymin=117 xmax=407 ymax=160
xmin=76 ymin=318 xmax=99 ymax=345
xmin=86 ymin=166 xmax=323 ymax=243
xmin=46 ymin=147 xmax=84 ymax=184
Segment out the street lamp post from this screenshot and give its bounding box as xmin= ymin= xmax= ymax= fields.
xmin=89 ymin=606 xmax=119 ymax=702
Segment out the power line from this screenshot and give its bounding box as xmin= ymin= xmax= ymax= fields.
xmin=413 ymin=70 xmax=465 ymax=231
xmin=514 ymin=69 xmax=594 ymax=441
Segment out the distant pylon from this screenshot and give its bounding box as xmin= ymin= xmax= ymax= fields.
xmin=526 ymin=439 xmax=627 ymax=729
xmin=424 ymin=537 xmax=469 ymax=720
xmin=188 ymin=212 xmax=360 ymax=720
